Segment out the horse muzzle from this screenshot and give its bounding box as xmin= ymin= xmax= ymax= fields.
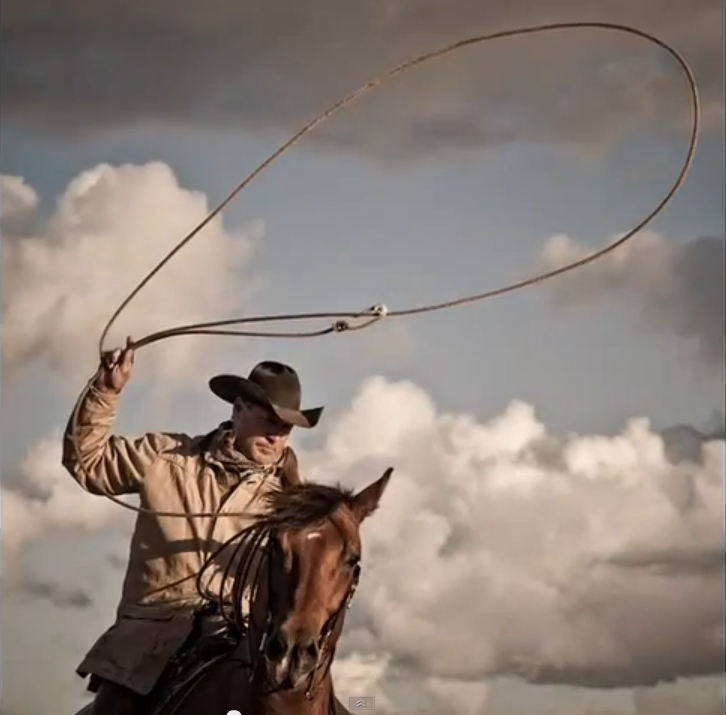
xmin=263 ymin=628 xmax=321 ymax=689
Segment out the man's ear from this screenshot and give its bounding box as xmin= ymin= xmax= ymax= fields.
xmin=352 ymin=467 xmax=393 ymax=522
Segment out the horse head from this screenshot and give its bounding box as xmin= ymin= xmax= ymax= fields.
xmin=252 ymin=468 xmax=392 ymax=692
xmin=162 ymin=468 xmax=392 ymax=715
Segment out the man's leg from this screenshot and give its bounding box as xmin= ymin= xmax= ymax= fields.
xmin=87 ymin=679 xmax=146 ymax=715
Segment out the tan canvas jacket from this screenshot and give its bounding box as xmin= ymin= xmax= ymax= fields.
xmin=61 ymin=383 xmax=300 ymax=695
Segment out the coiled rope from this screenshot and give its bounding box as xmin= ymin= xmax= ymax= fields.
xmin=70 ymin=21 xmax=699 ymax=518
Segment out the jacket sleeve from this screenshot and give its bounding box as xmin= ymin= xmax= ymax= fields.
xmin=62 ymin=383 xmax=183 ymax=496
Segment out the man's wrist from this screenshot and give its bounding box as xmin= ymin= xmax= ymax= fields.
xmin=92 ymin=375 xmax=121 ymax=396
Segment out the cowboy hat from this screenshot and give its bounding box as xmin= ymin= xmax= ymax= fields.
xmin=209 ymin=361 xmax=323 ymax=429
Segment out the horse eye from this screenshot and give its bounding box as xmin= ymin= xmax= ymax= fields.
xmin=346 ymin=554 xmax=360 ymax=568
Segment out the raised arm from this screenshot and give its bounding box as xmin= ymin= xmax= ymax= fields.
xmin=61 ymin=340 xmax=182 ymax=496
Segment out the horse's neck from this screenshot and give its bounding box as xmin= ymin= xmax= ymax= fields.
xmin=259 ymin=674 xmax=334 ymax=715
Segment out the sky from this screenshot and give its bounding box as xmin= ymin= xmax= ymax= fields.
xmin=1 ymin=1 xmax=724 ymax=714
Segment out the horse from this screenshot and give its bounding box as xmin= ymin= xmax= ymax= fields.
xmin=78 ymin=468 xmax=392 ymax=715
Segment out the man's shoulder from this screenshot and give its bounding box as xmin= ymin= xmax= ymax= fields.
xmin=153 ymin=430 xmax=212 ymax=464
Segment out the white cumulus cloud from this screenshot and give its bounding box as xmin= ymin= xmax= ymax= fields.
xmin=0 ymin=162 xmax=262 ymax=386
xmin=301 ymin=376 xmax=724 ymax=689
xmin=1 ymin=431 xmax=132 ymax=582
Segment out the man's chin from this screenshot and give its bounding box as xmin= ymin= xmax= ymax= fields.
xmin=251 ymin=447 xmax=282 ymax=467
xmin=253 ymin=455 xmax=276 ymax=467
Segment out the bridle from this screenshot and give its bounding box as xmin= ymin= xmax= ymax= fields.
xmin=194 ymin=514 xmax=362 ymax=705
xmin=255 ymin=533 xmax=361 ymax=702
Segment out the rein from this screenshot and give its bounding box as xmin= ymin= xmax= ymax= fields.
xmin=184 ymin=514 xmax=361 ymax=713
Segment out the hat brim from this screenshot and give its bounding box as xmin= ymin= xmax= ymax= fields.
xmin=209 ymin=374 xmax=323 ymax=429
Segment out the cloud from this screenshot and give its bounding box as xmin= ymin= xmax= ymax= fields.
xmin=20 ymin=579 xmax=94 ymax=609
xmin=333 ymin=652 xmax=491 ymax=714
xmin=332 ymin=652 xmax=398 ymax=711
xmin=1 ymin=376 xmax=723 ymax=713
xmin=539 ymin=232 xmax=725 ymax=376
xmin=423 ymin=677 xmax=490 ymax=715
xmin=301 ymin=377 xmax=723 ymax=688
xmin=1 ymin=0 xmax=721 ymax=159
xmin=634 ymin=677 xmax=725 ymax=715
xmin=1 ymin=431 xmax=131 ymax=580
xmin=1 ymin=163 xmax=261 ymax=386
xmin=0 ymin=175 xmax=39 ymax=235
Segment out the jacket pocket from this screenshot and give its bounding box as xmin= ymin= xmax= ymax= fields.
xmin=80 ymin=609 xmax=196 ymax=694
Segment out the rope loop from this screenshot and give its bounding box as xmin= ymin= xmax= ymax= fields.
xmin=68 ymin=21 xmax=698 ymax=518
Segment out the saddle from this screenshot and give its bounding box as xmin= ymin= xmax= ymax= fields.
xmin=72 ymin=615 xmax=351 ymax=715
xmin=148 ymin=615 xmax=241 ymax=715
xmin=149 ymin=621 xmax=353 ymax=715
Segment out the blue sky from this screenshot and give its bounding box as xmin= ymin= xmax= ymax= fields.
xmin=1 ymin=3 xmax=723 ymax=714
xmin=1 ymin=122 xmax=721 ymax=443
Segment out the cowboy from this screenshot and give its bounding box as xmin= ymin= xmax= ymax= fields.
xmin=61 ymin=340 xmax=323 ymax=715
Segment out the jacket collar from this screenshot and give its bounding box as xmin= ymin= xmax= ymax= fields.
xmin=203 ymin=421 xmax=282 ymax=478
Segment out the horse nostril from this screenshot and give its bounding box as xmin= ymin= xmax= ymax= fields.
xmin=303 ymin=640 xmax=318 ymax=661
xmin=265 ymin=632 xmax=287 ymax=662
xmin=296 ymin=635 xmax=319 ymax=668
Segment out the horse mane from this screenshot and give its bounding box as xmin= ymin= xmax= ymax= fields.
xmin=255 ymin=482 xmax=356 ymax=530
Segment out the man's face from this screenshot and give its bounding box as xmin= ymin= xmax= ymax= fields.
xmin=232 ymin=399 xmax=292 ymax=465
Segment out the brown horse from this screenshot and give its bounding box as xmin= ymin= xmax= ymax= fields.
xmin=84 ymin=468 xmax=391 ymax=715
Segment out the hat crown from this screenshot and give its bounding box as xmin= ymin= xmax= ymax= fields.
xmin=208 ymin=361 xmax=322 ymax=428
xmin=248 ymin=361 xmax=301 ymax=410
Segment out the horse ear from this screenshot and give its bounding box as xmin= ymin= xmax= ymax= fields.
xmin=279 ymin=448 xmax=302 ymax=487
xmin=352 ymin=467 xmax=393 ymax=522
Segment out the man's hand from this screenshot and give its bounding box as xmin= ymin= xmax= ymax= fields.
xmin=95 ymin=337 xmax=135 ymax=394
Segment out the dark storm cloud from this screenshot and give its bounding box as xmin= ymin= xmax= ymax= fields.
xmin=542 ymin=234 xmax=725 ymax=375
xmin=1 ymin=0 xmax=722 ymax=159
xmin=661 ymin=422 xmax=725 ymax=464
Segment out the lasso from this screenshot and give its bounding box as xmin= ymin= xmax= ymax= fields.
xmin=69 ymin=21 xmax=699 ymax=518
